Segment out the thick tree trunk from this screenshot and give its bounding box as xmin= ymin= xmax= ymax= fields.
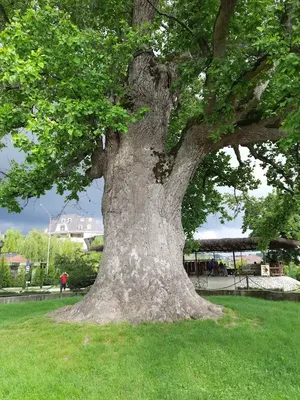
xmin=53 ymin=131 xmax=222 ymax=324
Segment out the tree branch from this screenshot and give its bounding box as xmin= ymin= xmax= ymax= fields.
xmin=204 ymin=0 xmax=237 ymax=114
xmin=165 ymin=117 xmax=287 ymax=211
xmin=85 ymin=143 xmax=106 ymax=180
xmin=145 ymin=0 xmax=210 ymax=56
xmin=212 ymin=0 xmax=237 ymax=58
xmin=132 ymin=0 xmax=156 ymax=27
xmin=146 ymin=0 xmax=194 ymax=35
xmin=232 ymin=145 xmax=244 ymax=167
xmin=246 ymin=143 xmax=295 ymax=195
xmin=214 ymin=118 xmax=285 ymax=150
xmin=0 ymin=170 xmax=9 ymax=178
xmin=0 ymin=4 xmax=10 ymax=25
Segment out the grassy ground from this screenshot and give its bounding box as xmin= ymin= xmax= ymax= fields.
xmin=0 ymin=296 xmax=299 ymax=400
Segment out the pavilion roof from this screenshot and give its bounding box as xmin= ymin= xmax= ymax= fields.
xmin=88 ymin=237 xmax=300 ymax=253
xmin=195 ymin=237 xmax=300 ymax=253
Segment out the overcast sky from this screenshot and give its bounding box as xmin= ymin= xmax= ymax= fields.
xmin=0 ymin=140 xmax=270 ymax=238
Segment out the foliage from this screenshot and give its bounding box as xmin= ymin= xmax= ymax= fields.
xmin=87 ymin=235 xmax=104 ymax=263
xmin=1 ymin=227 xmax=84 ymax=263
xmin=1 ymin=228 xmax=24 ymax=253
xmin=0 ymin=257 xmax=12 ymax=288
xmin=13 ymin=267 xmax=26 ymax=288
xmin=284 ymin=262 xmax=300 ymax=280
xmin=54 ymin=251 xmax=97 ymax=289
xmin=183 ymin=238 xmax=200 ymax=255
xmin=43 ymin=263 xmax=59 ymax=285
xmin=0 ymin=297 xmax=300 ymax=399
xmin=182 ymin=152 xmax=259 ymax=238
xmin=0 ymin=1 xmax=299 ymax=239
xmin=230 ymin=191 xmax=300 ymax=264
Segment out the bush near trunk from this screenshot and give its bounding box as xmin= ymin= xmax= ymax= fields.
xmin=54 ymin=252 xmax=97 ymax=290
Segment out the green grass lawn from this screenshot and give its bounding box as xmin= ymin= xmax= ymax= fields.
xmin=0 ymin=296 xmax=299 ymax=400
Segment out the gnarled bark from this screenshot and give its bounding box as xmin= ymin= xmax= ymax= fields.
xmin=53 ymin=127 xmax=222 ymax=324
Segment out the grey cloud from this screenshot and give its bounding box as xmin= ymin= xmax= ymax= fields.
xmin=0 ymin=139 xmax=103 ymax=233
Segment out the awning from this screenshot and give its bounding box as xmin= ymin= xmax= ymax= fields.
xmin=195 ymin=237 xmax=300 ymax=252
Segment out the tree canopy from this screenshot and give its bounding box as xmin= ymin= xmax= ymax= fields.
xmin=0 ymin=0 xmax=299 ymax=238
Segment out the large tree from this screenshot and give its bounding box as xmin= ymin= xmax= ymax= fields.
xmin=0 ymin=0 xmax=299 ymax=323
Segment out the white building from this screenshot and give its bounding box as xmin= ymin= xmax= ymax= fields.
xmin=45 ymin=214 xmax=103 ymax=250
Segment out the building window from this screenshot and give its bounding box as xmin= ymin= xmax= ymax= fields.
xmin=88 ymin=218 xmax=92 ymax=222
xmin=61 ymin=218 xmax=65 ymax=223
xmin=60 ymin=225 xmax=65 ymax=232
xmin=78 ymin=225 xmax=83 ymax=230
xmin=67 ymin=218 xmax=72 ymax=223
xmin=87 ymin=224 xmax=91 ymax=230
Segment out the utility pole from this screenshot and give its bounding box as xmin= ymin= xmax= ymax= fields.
xmin=40 ymin=204 xmax=51 ymax=274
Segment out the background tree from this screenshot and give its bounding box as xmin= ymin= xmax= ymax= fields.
xmin=240 ymin=192 xmax=300 ymax=265
xmin=0 ymin=0 xmax=299 ymax=323
xmin=1 ymin=229 xmax=24 ymax=253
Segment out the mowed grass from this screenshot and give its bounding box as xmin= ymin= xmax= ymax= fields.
xmin=0 ymin=297 xmax=299 ymax=400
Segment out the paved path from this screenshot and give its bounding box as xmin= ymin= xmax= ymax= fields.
xmin=190 ymin=276 xmax=300 ymax=292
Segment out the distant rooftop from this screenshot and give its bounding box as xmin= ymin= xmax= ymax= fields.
xmin=46 ymin=214 xmax=103 ymax=234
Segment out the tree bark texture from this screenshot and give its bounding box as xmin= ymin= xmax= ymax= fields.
xmin=54 ymin=141 xmax=222 ymax=323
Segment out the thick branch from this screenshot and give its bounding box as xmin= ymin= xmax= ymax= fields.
xmin=205 ymin=0 xmax=237 ymax=114
xmin=132 ymin=0 xmax=156 ymax=27
xmin=165 ymin=118 xmax=287 ymax=209
xmin=59 ymin=140 xmax=105 ymax=180
xmin=212 ymin=0 xmax=237 ymax=58
xmin=0 ymin=4 xmax=9 ymax=24
xmin=86 ymin=145 xmax=106 ymax=180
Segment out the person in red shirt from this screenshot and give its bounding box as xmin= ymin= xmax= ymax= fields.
xmin=60 ymin=272 xmax=69 ymax=293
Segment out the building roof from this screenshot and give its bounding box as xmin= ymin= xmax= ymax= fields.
xmin=195 ymin=237 xmax=300 ymax=252
xmin=46 ymin=214 xmax=102 ymax=234
xmin=4 ymin=255 xmax=27 ymax=263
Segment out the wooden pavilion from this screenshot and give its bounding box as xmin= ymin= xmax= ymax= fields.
xmin=184 ymin=237 xmax=300 ymax=277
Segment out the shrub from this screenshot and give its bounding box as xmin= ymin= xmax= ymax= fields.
xmin=284 ymin=263 xmax=300 ymax=280
xmin=14 ymin=268 xmax=26 ymax=289
xmin=43 ymin=264 xmax=59 ymax=285
xmin=0 ymin=257 xmax=12 ymax=288
xmin=55 ymin=251 xmax=97 ymax=289
xmin=31 ymin=267 xmax=45 ymax=288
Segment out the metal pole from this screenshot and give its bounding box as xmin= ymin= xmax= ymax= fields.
xmin=40 ymin=204 xmax=51 ymax=274
xmin=233 ymin=251 xmax=236 ymax=270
